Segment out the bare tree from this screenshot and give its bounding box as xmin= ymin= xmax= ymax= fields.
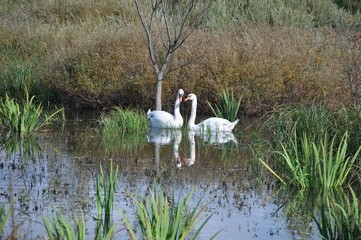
xmin=134 ymin=0 xmax=209 ymax=110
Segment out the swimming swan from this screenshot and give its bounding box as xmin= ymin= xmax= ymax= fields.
xmin=147 ymin=89 xmax=184 ymax=128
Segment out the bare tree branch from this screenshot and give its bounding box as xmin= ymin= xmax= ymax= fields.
xmin=133 ymin=0 xmax=211 ymax=110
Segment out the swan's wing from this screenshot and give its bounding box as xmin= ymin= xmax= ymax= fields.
xmin=148 ymin=111 xmax=176 ymax=128
xmin=198 ymin=117 xmax=232 ymax=130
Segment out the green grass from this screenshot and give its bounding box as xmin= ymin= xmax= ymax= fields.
xmin=207 ymin=88 xmax=241 ymax=122
xmin=120 ymin=184 xmax=221 ymax=240
xmin=42 ymin=211 xmax=86 ymax=240
xmin=0 ymin=203 xmax=10 ymax=236
xmin=100 ymin=107 xmax=148 ymax=138
xmin=267 ymin=130 xmax=360 ymax=189
xmin=264 ymin=103 xmax=361 ymax=157
xmin=96 ymin=161 xmax=118 ymax=239
xmin=0 ymin=90 xmax=64 ymax=137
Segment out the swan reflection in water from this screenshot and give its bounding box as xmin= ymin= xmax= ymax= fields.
xmin=177 ymin=131 xmax=196 ymax=169
xmin=147 ymin=128 xmax=238 ymax=169
xmin=177 ymin=130 xmax=238 ymax=169
xmin=147 ymin=128 xmax=182 ymax=171
xmin=193 ymin=130 xmax=238 ymax=145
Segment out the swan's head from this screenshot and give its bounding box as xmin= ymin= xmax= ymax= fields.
xmin=185 ymin=93 xmax=196 ymax=102
xmin=178 ymin=89 xmax=184 ymax=102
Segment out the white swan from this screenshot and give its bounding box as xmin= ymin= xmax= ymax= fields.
xmin=147 ymin=89 xmax=184 ymax=128
xmin=185 ymin=93 xmax=239 ymax=132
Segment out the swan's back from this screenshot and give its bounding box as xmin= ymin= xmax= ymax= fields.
xmin=147 ymin=110 xmax=183 ymax=128
xmin=197 ymin=117 xmax=239 ymax=132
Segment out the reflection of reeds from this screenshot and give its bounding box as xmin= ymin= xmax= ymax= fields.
xmin=1 ymin=134 xmax=40 ymax=159
xmin=120 ymin=184 xmax=220 ymax=240
xmin=314 ymin=187 xmax=361 ymax=240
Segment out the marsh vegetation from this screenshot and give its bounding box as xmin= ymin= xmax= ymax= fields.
xmin=0 ymin=0 xmax=361 ymax=239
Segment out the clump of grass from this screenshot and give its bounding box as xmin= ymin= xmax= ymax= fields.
xmin=42 ymin=211 xmax=86 ymax=240
xmin=96 ymin=161 xmax=118 ymax=239
xmin=207 ymin=88 xmax=242 ymax=122
xmin=0 ymin=90 xmax=64 ymax=137
xmin=265 ymin=130 xmax=360 ymax=189
xmin=264 ymin=103 xmax=361 ymax=156
xmin=100 ymin=107 xmax=148 ymax=138
xmin=264 ymin=102 xmax=329 ymax=145
xmin=120 ymin=184 xmax=220 ymax=240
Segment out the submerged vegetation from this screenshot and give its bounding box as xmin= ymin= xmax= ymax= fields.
xmin=0 ymin=203 xmax=10 ymax=236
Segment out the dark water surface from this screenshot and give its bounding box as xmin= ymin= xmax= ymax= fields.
xmin=0 ymin=118 xmax=320 ymax=239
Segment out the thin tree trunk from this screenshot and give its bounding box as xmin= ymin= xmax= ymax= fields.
xmin=155 ymin=79 xmax=163 ymax=110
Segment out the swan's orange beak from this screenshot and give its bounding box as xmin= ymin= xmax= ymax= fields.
xmin=179 ymin=96 xmax=183 ymax=102
xmin=185 ymin=96 xmax=190 ymax=102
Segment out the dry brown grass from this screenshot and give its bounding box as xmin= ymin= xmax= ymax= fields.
xmin=0 ymin=0 xmax=357 ymax=115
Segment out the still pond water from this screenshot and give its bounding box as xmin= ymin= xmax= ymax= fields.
xmin=0 ymin=117 xmax=321 ymax=239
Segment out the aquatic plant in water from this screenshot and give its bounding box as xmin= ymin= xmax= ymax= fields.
xmin=100 ymin=107 xmax=148 ymax=138
xmin=0 ymin=91 xmax=64 ymax=137
xmin=42 ymin=211 xmax=86 ymax=240
xmin=96 ymin=161 xmax=118 ymax=239
xmin=262 ymin=130 xmax=360 ymax=189
xmin=0 ymin=203 xmax=10 ymax=236
xmin=120 ymin=184 xmax=221 ymax=240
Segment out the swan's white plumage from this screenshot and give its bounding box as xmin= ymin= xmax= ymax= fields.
xmin=147 ymin=89 xmax=184 ymax=128
xmin=185 ymin=93 xmax=239 ymax=132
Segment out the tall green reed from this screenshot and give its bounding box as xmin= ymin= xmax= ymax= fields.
xmin=120 ymin=184 xmax=220 ymax=240
xmin=0 ymin=203 xmax=10 ymax=236
xmin=96 ymin=161 xmax=118 ymax=239
xmin=42 ymin=211 xmax=86 ymax=240
xmin=0 ymin=90 xmax=64 ymax=137
xmin=264 ymin=103 xmax=361 ymax=157
xmin=207 ymin=88 xmax=241 ymax=122
xmin=264 ymin=102 xmax=329 ymax=146
xmin=269 ymin=130 xmax=360 ymax=189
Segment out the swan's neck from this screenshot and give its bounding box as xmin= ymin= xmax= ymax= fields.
xmin=174 ymin=97 xmax=182 ymax=120
xmin=188 ymin=97 xmax=197 ymax=129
